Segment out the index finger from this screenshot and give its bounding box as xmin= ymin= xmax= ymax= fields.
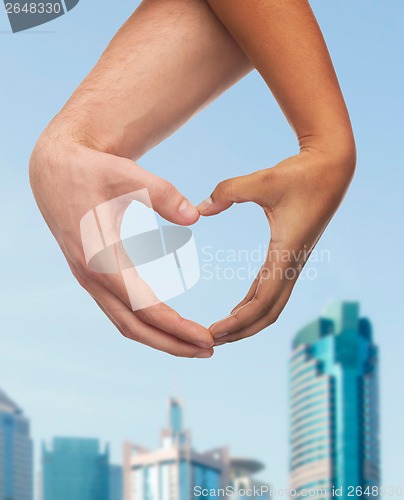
xmin=88 ymin=245 xmax=214 ymax=349
xmin=210 ymin=240 xmax=300 ymax=338
xmin=90 ymin=280 xmax=214 ymax=359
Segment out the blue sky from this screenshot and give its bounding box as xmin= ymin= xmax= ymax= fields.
xmin=0 ymin=0 xmax=403 ymax=494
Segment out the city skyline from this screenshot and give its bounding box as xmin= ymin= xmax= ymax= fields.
xmin=0 ymin=299 xmax=388 ymax=499
xmin=1 ymin=300 xmax=381 ymax=500
xmin=0 ymin=387 xmax=272 ymax=500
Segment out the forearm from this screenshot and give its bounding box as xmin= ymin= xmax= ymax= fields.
xmin=45 ymin=0 xmax=251 ymax=160
xmin=206 ymin=0 xmax=356 ymax=169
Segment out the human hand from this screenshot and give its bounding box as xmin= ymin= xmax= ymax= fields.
xmin=198 ymin=151 xmax=355 ymax=345
xmin=30 ymin=130 xmax=214 ymax=358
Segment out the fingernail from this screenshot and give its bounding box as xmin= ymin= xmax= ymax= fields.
xmin=178 ymin=199 xmax=198 ymax=218
xmin=197 ymin=197 xmax=213 ymax=214
xmin=213 ymin=331 xmax=228 ymax=340
xmin=194 ymin=350 xmax=213 ymax=359
xmin=197 ymin=339 xmax=215 ymax=349
xmin=209 ymin=315 xmax=233 ymax=334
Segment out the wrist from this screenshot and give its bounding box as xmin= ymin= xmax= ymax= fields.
xmin=44 ymin=107 xmax=112 ymax=153
xmin=299 ymin=132 xmax=356 ymax=182
xmin=43 ymin=102 xmax=149 ymax=160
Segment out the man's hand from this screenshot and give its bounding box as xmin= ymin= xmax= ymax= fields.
xmin=30 ymin=131 xmax=215 ymax=358
xmin=28 ymin=0 xmax=251 ymax=357
xmin=198 ymin=150 xmax=355 ymax=345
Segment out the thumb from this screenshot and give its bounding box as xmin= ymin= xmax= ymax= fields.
xmin=117 ymin=159 xmax=200 ymax=226
xmin=148 ymin=175 xmax=200 ymax=226
xmin=197 ymin=171 xmax=266 ymax=216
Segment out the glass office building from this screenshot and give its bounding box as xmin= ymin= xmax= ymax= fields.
xmin=0 ymin=388 xmax=33 ymax=500
xmin=289 ymin=302 xmax=380 ymax=499
xmin=124 ymin=398 xmax=227 ymax=500
xmin=109 ymin=465 xmax=123 ymax=500
xmin=42 ymin=437 xmax=110 ymax=500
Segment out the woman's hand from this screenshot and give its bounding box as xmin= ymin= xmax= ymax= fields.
xmin=201 ymin=0 xmax=357 ymax=346
xmin=30 ymin=129 xmax=214 ymax=358
xmin=198 ymin=149 xmax=355 ymax=345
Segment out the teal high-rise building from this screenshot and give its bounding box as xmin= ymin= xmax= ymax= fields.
xmin=109 ymin=465 xmax=123 ymax=500
xmin=42 ymin=438 xmax=110 ymax=500
xmin=0 ymin=389 xmax=33 ymax=500
xmin=289 ymin=302 xmax=380 ymax=499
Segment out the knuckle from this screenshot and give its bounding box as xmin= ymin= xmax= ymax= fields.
xmin=75 ymin=269 xmax=91 ymax=291
xmin=155 ymin=180 xmax=176 ymax=205
xmin=259 ymin=168 xmax=274 ymax=186
xmin=215 ymin=180 xmax=232 ymax=200
xmin=120 ymin=322 xmax=136 ymax=341
xmin=120 ymin=328 xmax=131 ymax=340
xmin=227 ymin=337 xmax=239 ymax=344
xmin=268 ymin=311 xmax=280 ymax=325
xmin=232 ymin=310 xmax=241 ymax=323
xmin=72 ymin=255 xmax=90 ymax=278
xmin=170 ymin=346 xmax=184 ymax=358
xmin=134 ymin=307 xmax=148 ymax=322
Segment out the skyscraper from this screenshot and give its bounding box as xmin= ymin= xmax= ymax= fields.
xmin=109 ymin=465 xmax=123 ymax=500
xmin=289 ymin=302 xmax=380 ymax=498
xmin=42 ymin=437 xmax=110 ymax=500
xmin=124 ymin=398 xmax=271 ymax=500
xmin=124 ymin=398 xmax=227 ymax=500
xmin=0 ymin=388 xmax=33 ymax=500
